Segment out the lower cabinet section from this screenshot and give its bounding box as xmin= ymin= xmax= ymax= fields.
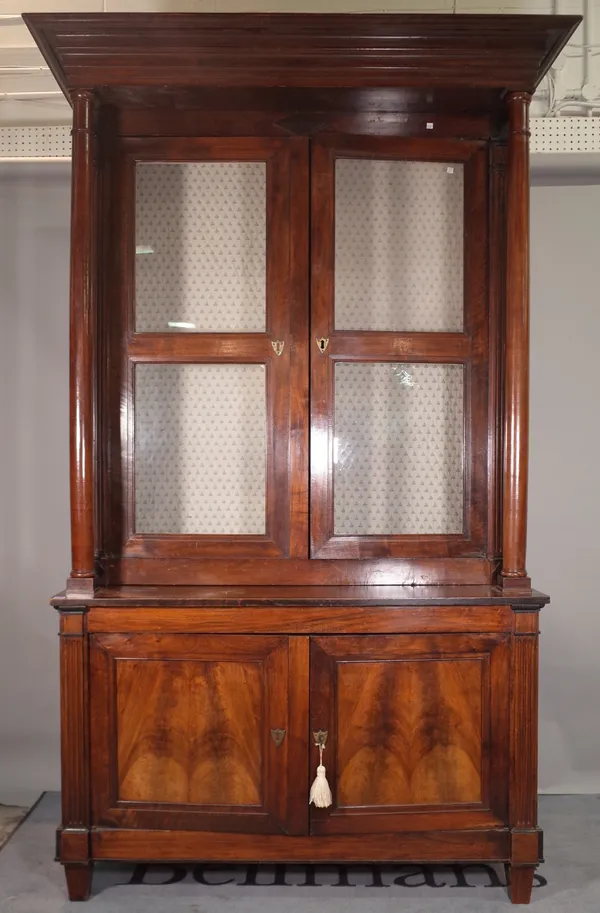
xmin=89 ymin=630 xmax=509 ymax=837
xmin=57 ymin=607 xmax=542 ymax=905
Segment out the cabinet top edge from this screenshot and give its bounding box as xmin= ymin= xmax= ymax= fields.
xmin=50 ymin=585 xmax=550 ymax=609
xmin=23 ymin=12 xmax=580 ymax=101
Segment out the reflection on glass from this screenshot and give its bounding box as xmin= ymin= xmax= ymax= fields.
xmin=135 ymin=364 xmax=267 ymax=534
xmin=135 ymin=162 xmax=266 ymax=333
xmin=335 ymin=159 xmax=464 ymax=332
xmin=334 ymin=363 xmax=464 ymax=535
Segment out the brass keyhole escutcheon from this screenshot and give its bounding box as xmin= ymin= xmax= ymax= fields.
xmin=271 ymin=340 xmax=285 ymax=357
xmin=270 ymin=728 xmax=286 ymax=747
xmin=313 ymin=729 xmax=328 ymax=749
xmin=316 ymin=337 xmax=329 ymax=353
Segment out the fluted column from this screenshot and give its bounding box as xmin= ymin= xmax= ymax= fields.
xmin=500 ymin=92 xmax=532 ymax=591
xmin=66 ymin=89 xmax=97 ymax=597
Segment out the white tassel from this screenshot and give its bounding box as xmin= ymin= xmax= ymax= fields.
xmin=309 ymin=745 xmax=332 ymax=808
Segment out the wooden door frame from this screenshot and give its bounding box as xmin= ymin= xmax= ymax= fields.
xmin=309 ymin=135 xmax=490 ymax=562
xmin=309 ymin=633 xmax=510 ymax=836
xmin=89 ymin=632 xmax=310 ymax=835
xmin=97 ymin=130 xmax=499 ymax=588
xmin=99 ymin=136 xmax=310 ymax=572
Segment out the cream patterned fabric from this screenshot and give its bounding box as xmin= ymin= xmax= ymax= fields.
xmin=135 ymin=162 xmax=266 ymax=333
xmin=335 ymin=159 xmax=464 ymax=332
xmin=134 ymin=364 xmax=267 ymax=535
xmin=334 ymin=363 xmax=464 ymax=536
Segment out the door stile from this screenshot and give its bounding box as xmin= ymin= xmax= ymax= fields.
xmin=288 ymin=137 xmax=311 ymax=559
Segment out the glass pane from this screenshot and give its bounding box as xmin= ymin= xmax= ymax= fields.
xmin=334 ymin=363 xmax=464 ymax=535
xmin=335 ymin=159 xmax=464 ymax=332
xmin=135 ymin=162 xmax=266 ymax=333
xmin=135 ymin=364 xmax=266 ymax=534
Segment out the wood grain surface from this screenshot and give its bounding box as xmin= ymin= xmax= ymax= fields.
xmin=335 ymin=656 xmax=483 ymax=807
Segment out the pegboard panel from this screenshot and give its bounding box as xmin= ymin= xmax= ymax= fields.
xmin=2 ymin=119 xmax=599 ymax=160
xmin=0 ymin=125 xmax=71 ymax=160
xmin=531 ymin=118 xmax=600 ymax=154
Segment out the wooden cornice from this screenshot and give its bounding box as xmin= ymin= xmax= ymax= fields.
xmin=24 ymin=13 xmax=581 ymax=101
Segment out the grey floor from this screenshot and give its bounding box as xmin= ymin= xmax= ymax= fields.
xmin=0 ymin=793 xmax=598 ymax=911
xmin=0 ymin=805 xmax=27 ymax=851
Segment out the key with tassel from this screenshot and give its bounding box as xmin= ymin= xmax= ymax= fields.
xmin=309 ymin=729 xmax=332 ymax=808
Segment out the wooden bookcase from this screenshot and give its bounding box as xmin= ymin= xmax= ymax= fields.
xmin=25 ymin=12 xmax=580 ymax=904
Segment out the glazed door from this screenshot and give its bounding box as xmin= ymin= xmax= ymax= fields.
xmin=90 ymin=633 xmax=308 ymax=834
xmin=309 ymin=634 xmax=509 ymax=834
xmin=310 ymin=136 xmax=491 ymax=569
xmin=101 ymin=136 xmax=309 ymax=584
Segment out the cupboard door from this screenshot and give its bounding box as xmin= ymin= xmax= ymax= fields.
xmin=310 ymin=136 xmax=490 ymax=561
xmin=102 ymin=136 xmax=309 ymax=581
xmin=310 ymin=634 xmax=509 ymax=835
xmin=90 ymin=633 xmax=308 ymax=834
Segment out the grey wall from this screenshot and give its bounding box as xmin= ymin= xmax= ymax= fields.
xmin=529 ymin=181 xmax=600 ymax=794
xmin=0 ymin=166 xmax=598 ymax=804
xmin=0 ymin=164 xmax=70 ymax=805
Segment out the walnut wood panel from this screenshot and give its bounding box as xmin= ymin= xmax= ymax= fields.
xmin=101 ymin=85 xmax=502 ymax=120
xmin=488 ymin=143 xmax=507 ymax=561
xmin=326 ymin=332 xmax=471 ymax=362
xmin=102 ymin=556 xmax=496 ymax=587
xmin=310 ymin=136 xmax=489 ymax=561
xmin=286 ymin=636 xmax=310 ymax=835
xmin=123 ymin=135 xmax=289 ymax=162
xmin=121 ymin=535 xmax=281 ymax=562
xmin=86 ymin=604 xmax=514 ymax=635
xmin=128 ymin=334 xmax=274 ymax=362
xmin=114 ymin=104 xmax=496 ymax=142
xmin=54 ymin=584 xmax=549 ymax=608
xmin=310 ymin=634 xmax=509 ymax=836
xmin=288 ymin=137 xmax=310 ymax=558
xmin=59 ymin=609 xmax=90 ymax=857
xmin=314 ymin=135 xmax=486 ymax=163
xmin=509 ymin=613 xmax=540 ymax=833
xmin=92 ymin=826 xmax=510 ymax=863
xmin=24 ymin=14 xmax=580 ymax=93
xmin=89 ymin=634 xmax=303 ymax=834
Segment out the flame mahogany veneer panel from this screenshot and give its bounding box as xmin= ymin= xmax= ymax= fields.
xmin=116 ymin=657 xmax=263 ymax=806
xmin=335 ymin=657 xmax=484 ymax=807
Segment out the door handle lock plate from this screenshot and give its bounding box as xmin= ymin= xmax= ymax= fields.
xmin=313 ymin=729 xmax=328 ymax=749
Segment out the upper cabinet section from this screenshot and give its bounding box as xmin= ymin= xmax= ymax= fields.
xmin=23 ymin=14 xmax=580 ymax=590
